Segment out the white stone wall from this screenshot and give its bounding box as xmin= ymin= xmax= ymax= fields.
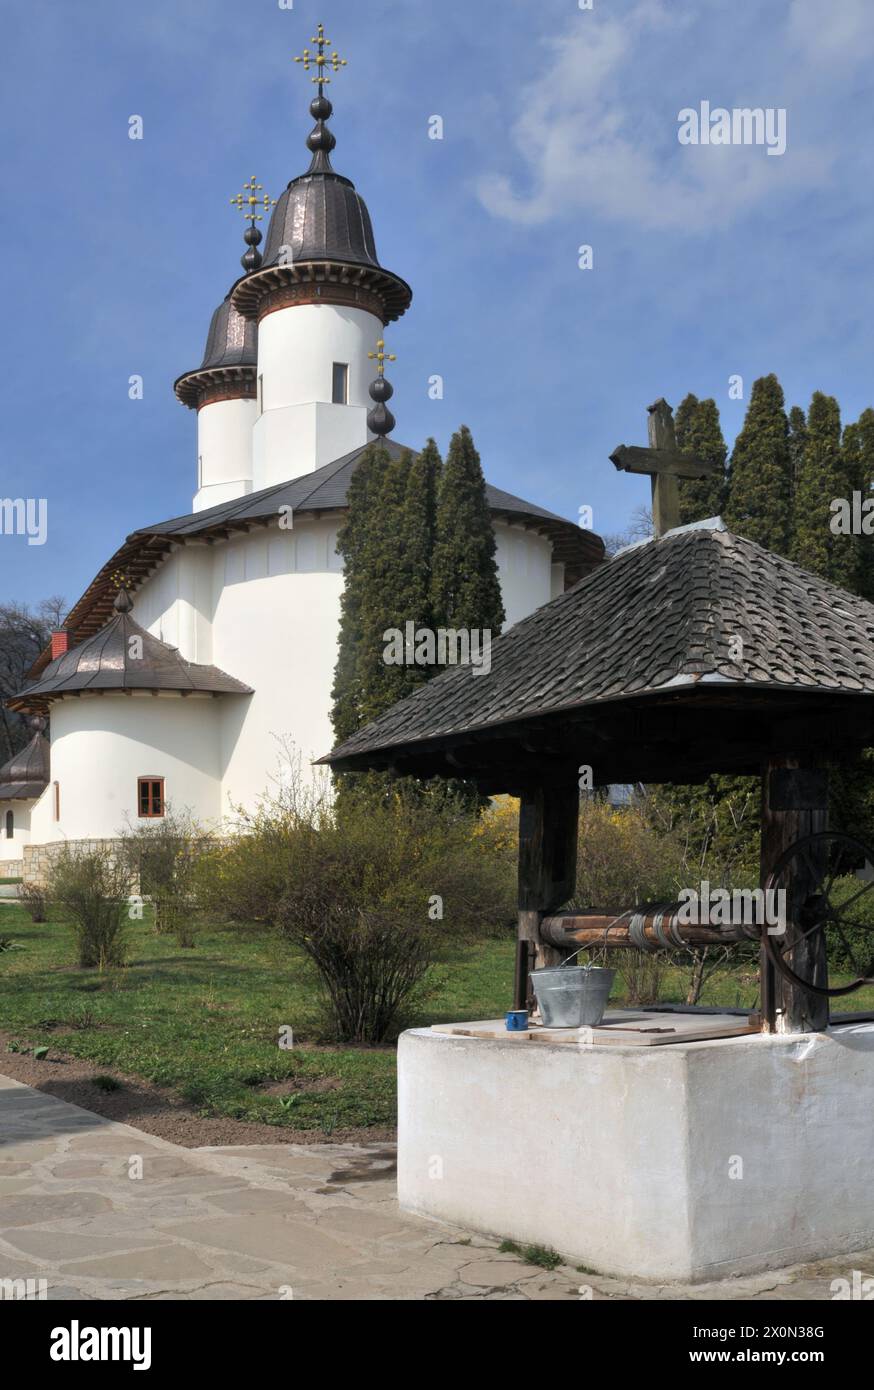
xmin=47 ymin=694 xmax=225 ymax=839
xmin=398 ymin=1025 xmax=874 ymax=1282
xmin=0 ymin=800 xmax=33 ymax=862
xmin=252 ymin=303 xmax=380 ymax=488
xmin=193 ymin=397 xmax=258 ymax=513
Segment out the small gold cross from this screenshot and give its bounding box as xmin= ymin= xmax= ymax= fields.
xmin=230 ymin=175 xmax=276 ymax=223
xmin=368 ymin=339 xmax=397 ymax=377
xmin=294 ymin=22 xmax=347 ymax=84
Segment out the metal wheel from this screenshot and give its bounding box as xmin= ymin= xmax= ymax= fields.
xmin=763 ymin=831 xmax=874 ymax=998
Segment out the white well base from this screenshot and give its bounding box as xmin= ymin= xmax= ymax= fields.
xmin=398 ymin=1022 xmax=874 ymax=1283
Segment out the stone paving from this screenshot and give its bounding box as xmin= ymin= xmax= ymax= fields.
xmin=0 ymin=1073 xmax=870 ymax=1301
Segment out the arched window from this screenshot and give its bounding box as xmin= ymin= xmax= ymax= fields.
xmin=4 ymin=810 xmax=13 ymax=839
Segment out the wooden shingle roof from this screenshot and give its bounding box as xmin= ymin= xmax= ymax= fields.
xmin=321 ymin=522 xmax=874 ymax=790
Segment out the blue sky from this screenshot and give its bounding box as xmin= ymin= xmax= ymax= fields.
xmin=2 ymin=0 xmax=873 ymax=608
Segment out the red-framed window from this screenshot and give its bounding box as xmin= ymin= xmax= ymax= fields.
xmin=138 ymin=778 xmax=165 ymax=818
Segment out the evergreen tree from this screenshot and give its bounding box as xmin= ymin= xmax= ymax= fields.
xmin=330 ymin=442 xmax=392 ymax=745
xmin=844 ymin=408 xmax=874 ymax=600
xmin=431 ymin=426 xmax=505 ymax=635
xmin=675 ymin=394 xmax=728 ymax=525
xmin=724 ymin=374 xmax=792 ymax=554
xmin=791 ymin=392 xmax=844 ymax=582
xmin=787 ymin=405 xmax=807 ymax=507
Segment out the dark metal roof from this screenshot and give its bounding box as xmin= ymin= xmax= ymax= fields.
xmin=25 ymin=445 xmax=604 ymax=678
xmin=11 ymin=590 xmax=252 ymax=712
xmin=320 ymin=522 xmax=874 ymax=790
xmin=174 ymin=293 xmax=258 ymax=408
xmin=199 ymin=294 xmax=258 ymax=370
xmin=138 ymin=440 xmax=602 ymax=572
xmin=0 ymin=720 xmax=50 ymax=801
xmin=263 ymin=172 xmax=380 ymax=270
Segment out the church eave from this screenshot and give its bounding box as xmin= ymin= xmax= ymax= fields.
xmin=231 ymin=259 xmax=412 ymax=324
xmin=174 ymin=364 xmax=257 ymax=410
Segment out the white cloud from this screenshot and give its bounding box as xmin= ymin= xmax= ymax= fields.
xmin=787 ymin=0 xmax=874 ymax=65
xmin=477 ymin=2 xmax=839 ymax=232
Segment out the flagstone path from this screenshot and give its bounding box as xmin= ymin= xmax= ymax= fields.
xmin=0 ymin=1074 xmax=869 ymax=1301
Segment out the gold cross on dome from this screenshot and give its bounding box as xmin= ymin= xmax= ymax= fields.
xmin=230 ymin=176 xmax=276 ymax=223
xmin=294 ymin=22 xmax=347 ymax=84
xmin=368 ymin=339 xmax=397 ymax=377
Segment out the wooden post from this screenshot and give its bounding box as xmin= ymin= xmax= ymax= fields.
xmin=514 ymin=782 xmax=580 ymax=1010
xmin=760 ymin=757 xmax=829 ymax=1033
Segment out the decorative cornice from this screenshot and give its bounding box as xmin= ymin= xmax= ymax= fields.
xmin=231 ymin=259 xmax=412 ymax=326
xmin=174 ymin=365 xmax=258 ymax=411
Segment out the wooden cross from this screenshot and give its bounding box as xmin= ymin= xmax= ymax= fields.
xmin=609 ymin=398 xmax=721 ymax=537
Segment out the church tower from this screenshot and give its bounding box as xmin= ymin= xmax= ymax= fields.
xmin=231 ymin=24 xmax=412 ymax=489
xmin=174 ymin=288 xmax=258 ymax=513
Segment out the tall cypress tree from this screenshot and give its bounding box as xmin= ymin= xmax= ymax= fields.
xmin=431 ymin=426 xmax=505 ymax=635
xmin=330 ymin=442 xmax=392 ymax=745
xmin=843 ymin=408 xmax=874 ymax=601
xmin=791 ymin=392 xmax=844 ymax=581
xmin=787 ymin=405 xmax=807 ymax=508
xmin=675 ymin=394 xmax=728 ymax=525
xmin=724 ymin=374 xmax=792 ymax=554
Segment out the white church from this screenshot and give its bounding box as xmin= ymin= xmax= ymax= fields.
xmin=0 ymin=30 xmax=602 ymax=868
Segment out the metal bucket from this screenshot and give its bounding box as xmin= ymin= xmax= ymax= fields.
xmin=530 ymin=965 xmax=615 ymax=1029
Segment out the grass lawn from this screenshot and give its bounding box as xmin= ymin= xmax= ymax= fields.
xmin=0 ymin=905 xmax=870 ymax=1136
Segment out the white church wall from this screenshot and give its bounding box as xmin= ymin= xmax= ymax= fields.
xmin=48 ymin=696 xmax=224 ymax=839
xmin=252 ymin=401 xmax=370 ymax=487
xmin=252 ymin=302 xmax=379 ymax=487
xmin=213 ymin=515 xmax=344 ymax=808
xmin=124 ymin=515 xmax=556 ymax=817
xmin=193 ymin=397 xmax=258 ymax=512
xmin=493 ymin=523 xmax=554 ymax=629
xmin=27 ymin=784 xmax=55 ymax=848
xmin=134 ymin=548 xmax=215 ymax=665
xmin=0 ymin=801 xmax=32 ymax=860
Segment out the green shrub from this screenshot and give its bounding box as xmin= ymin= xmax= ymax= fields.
xmin=196 ymin=778 xmax=514 ymax=1043
xmin=18 ymin=881 xmax=48 ymax=923
xmin=46 ymin=843 xmax=131 ymax=969
xmin=119 ymin=808 xmax=211 ymax=948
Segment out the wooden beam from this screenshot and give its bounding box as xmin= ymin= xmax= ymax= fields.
xmin=514 ymin=782 xmax=580 ymax=1009
xmin=760 ymin=757 xmax=829 ymax=1033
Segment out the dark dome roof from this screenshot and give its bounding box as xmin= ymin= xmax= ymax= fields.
xmin=174 ymin=293 xmax=258 ymax=408
xmin=200 ymin=294 xmax=258 ymax=370
xmin=9 ymin=590 xmax=252 ymax=711
xmin=262 ymin=171 xmax=380 ymax=270
xmin=0 ymin=719 xmax=50 ymax=800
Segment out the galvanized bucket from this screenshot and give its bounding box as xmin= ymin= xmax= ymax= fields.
xmin=530 ymin=964 xmax=615 ymax=1029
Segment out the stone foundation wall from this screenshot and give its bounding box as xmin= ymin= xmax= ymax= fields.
xmin=22 ymin=840 xmax=123 ymax=888
xmin=1 ymin=859 xmax=24 ymax=879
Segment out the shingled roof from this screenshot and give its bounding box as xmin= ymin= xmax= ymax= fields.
xmin=0 ymin=719 xmax=50 ymax=801
xmin=11 ymin=590 xmax=252 ymax=713
xmin=28 ymin=442 xmax=603 ymax=677
xmin=321 ymin=521 xmax=874 ymax=790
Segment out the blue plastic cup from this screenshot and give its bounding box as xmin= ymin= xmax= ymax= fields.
xmin=505 ymin=1009 xmax=529 ymax=1031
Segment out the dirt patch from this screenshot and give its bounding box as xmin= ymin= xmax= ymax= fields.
xmin=0 ymin=1031 xmax=394 ymax=1149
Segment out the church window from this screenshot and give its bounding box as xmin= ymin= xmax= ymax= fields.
xmin=332 ymin=363 xmax=349 ymax=404
xmin=4 ymin=810 xmax=12 ymax=839
xmin=53 ymin=782 xmax=60 ymax=821
xmin=257 ymin=374 xmax=264 ymax=414
xmin=138 ymin=778 xmax=165 ymax=818
xmin=198 ymin=454 xmax=203 ymax=487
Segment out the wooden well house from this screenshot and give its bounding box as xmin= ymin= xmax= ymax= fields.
xmin=321 ymin=402 xmax=874 ymax=1279
xmin=325 ymin=402 xmax=874 ymax=1034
